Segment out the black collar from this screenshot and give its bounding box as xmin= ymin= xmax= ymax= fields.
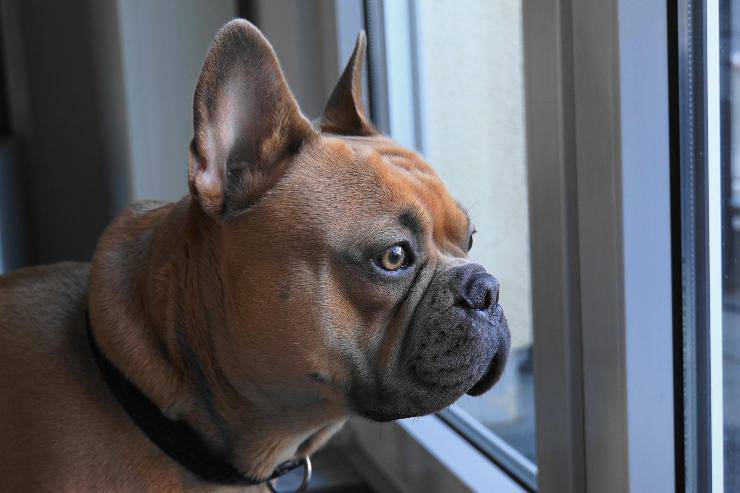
xmin=85 ymin=312 xmax=304 ymax=486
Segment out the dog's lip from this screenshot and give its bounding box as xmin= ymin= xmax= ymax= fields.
xmin=466 ymin=312 xmax=510 ymax=396
xmin=466 ymin=349 xmax=506 ymax=396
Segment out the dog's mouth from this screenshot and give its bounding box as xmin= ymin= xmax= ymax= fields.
xmin=406 ymin=303 xmax=510 ymax=396
xmin=466 ymin=338 xmax=509 ymax=396
xmin=352 ymin=322 xmax=509 ymax=421
xmin=466 ymin=311 xmax=510 ymax=396
xmin=351 ymin=268 xmax=511 ymax=422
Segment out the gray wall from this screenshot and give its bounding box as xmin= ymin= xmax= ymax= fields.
xmin=0 ymin=0 xmax=237 ymax=267
xmin=117 ymin=0 xmax=235 ymax=203
xmin=1 ymin=0 xmax=129 ymax=264
xmin=254 ymin=0 xmax=346 ymax=120
xmin=0 ymin=0 xmax=356 ymax=268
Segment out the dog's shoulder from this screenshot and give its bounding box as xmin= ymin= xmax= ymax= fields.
xmin=0 ymin=262 xmax=193 ymax=489
xmin=0 ymin=261 xmax=89 ymax=301
xmin=0 ymin=261 xmax=89 ymax=342
xmin=0 ymin=260 xmax=89 ymax=287
xmin=0 ymin=261 xmax=91 ymax=395
xmin=0 ymin=262 xmax=92 ymax=486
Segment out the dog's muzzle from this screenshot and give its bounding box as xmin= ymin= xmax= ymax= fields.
xmin=350 ymin=263 xmax=510 ymax=421
xmin=404 ymin=263 xmax=511 ymax=404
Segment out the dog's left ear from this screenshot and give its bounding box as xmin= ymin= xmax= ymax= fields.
xmin=319 ymin=32 xmax=377 ymax=136
xmin=189 ymin=19 xmax=315 ymax=217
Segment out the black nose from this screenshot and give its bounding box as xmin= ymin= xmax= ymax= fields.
xmin=460 ymin=270 xmax=500 ymax=311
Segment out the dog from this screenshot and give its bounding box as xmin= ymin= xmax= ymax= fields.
xmin=0 ymin=20 xmax=510 ymax=492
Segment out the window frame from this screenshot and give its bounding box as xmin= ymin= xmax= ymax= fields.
xmin=340 ymin=0 xmax=678 ymax=491
xmin=572 ymin=0 xmax=676 ymax=490
xmin=369 ymin=0 xmax=539 ymax=489
xmin=676 ymin=0 xmax=726 ymax=490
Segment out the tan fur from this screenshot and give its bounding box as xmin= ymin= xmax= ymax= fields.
xmin=0 ymin=133 xmax=465 ymax=491
xmin=0 ymin=20 xmax=474 ymax=492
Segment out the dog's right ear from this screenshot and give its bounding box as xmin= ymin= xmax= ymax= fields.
xmin=319 ymin=32 xmax=377 ymax=136
xmin=189 ymin=20 xmax=314 ymax=217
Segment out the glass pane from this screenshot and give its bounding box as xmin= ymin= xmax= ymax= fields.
xmin=722 ymin=2 xmax=740 ymax=489
xmin=411 ymin=1 xmax=535 ymax=462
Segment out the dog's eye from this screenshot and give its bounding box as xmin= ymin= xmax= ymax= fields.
xmin=468 ymin=229 xmax=476 ymax=252
xmin=378 ymin=244 xmax=410 ymax=271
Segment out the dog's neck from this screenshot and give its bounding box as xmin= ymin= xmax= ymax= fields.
xmin=88 ymin=198 xmax=342 ymax=482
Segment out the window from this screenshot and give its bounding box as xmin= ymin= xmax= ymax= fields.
xmin=685 ymin=0 xmax=740 ymax=490
xmin=368 ymin=0 xmax=537 ymax=487
xmin=353 ymin=1 xmax=677 ymax=491
xmin=723 ymin=1 xmax=740 ymax=488
xmin=679 ymin=0 xmax=735 ymax=490
xmin=410 ymin=0 xmax=535 ymax=464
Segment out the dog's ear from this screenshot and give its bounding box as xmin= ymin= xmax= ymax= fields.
xmin=319 ymin=32 xmax=377 ymax=136
xmin=189 ymin=20 xmax=315 ymax=217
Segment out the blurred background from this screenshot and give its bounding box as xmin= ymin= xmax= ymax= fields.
xmin=0 ymin=0 xmax=350 ymax=268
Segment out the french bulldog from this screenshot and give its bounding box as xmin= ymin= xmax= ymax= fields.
xmin=0 ymin=19 xmax=509 ymax=492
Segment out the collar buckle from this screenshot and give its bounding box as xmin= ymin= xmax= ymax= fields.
xmin=267 ymin=457 xmax=312 ymax=493
xmin=86 ymin=311 xmax=313 ymax=491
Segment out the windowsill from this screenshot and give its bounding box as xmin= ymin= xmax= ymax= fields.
xmin=346 ymin=415 xmax=528 ymax=493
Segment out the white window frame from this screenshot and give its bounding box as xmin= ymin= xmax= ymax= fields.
xmin=705 ymin=0 xmax=724 ymax=488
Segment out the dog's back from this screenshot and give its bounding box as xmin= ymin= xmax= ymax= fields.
xmin=0 ymin=263 xmax=91 ymax=488
xmin=0 ymin=263 xmax=192 ymax=491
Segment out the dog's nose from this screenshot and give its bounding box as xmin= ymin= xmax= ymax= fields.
xmin=460 ymin=270 xmax=500 ymax=311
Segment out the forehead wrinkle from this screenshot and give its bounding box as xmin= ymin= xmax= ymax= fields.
xmin=398 ymin=209 xmax=425 ymax=238
xmin=330 ymin=136 xmax=468 ymax=250
xmin=368 ymin=148 xmax=468 ymax=250
xmin=456 ymin=200 xmax=472 ymax=229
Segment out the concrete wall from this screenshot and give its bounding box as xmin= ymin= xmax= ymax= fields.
xmin=414 ymin=0 xmax=532 ymax=350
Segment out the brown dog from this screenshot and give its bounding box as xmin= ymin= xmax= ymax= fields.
xmin=0 ymin=20 xmax=509 ymax=492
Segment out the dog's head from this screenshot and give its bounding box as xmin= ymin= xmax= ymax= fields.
xmin=189 ymin=20 xmax=510 ymax=423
